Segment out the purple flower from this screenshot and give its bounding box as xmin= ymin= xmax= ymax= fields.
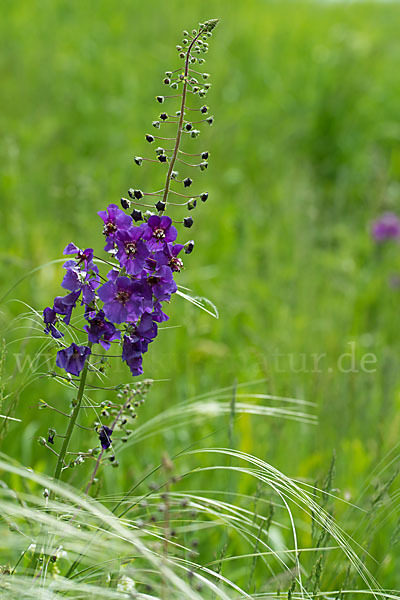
xmin=122 ymin=336 xmax=145 ymax=376
xmin=98 ymin=425 xmax=113 ymax=450
xmin=53 ymin=290 xmax=81 ymax=325
xmin=135 ymin=312 xmax=158 ymax=342
xmin=56 ymin=343 xmax=91 ymax=376
xmin=97 ymin=275 xmax=150 ymax=324
xmin=43 ymin=307 xmax=64 ymax=339
xmin=151 ymin=300 xmax=170 ymax=323
xmin=63 ymin=243 xmax=95 ymax=269
xmin=115 ymin=226 xmax=149 ymax=275
xmin=143 ymin=215 xmax=177 ymax=250
xmin=154 ymin=242 xmax=184 ymax=272
xmin=371 ymin=213 xmax=400 ymax=242
xmin=146 ymin=265 xmax=177 ymax=301
xmin=84 ymin=310 xmax=121 ymax=350
xmin=61 ymin=265 xmax=100 ymax=304
xmin=98 ymin=204 xmax=132 ymax=251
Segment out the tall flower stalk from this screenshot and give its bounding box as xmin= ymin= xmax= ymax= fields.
xmin=41 ymin=19 xmax=219 ymax=489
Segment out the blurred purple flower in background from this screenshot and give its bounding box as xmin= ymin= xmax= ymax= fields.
xmin=371 ymin=212 xmax=400 ymax=242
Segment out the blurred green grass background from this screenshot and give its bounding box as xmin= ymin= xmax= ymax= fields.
xmin=1 ymin=0 xmax=400 ymax=588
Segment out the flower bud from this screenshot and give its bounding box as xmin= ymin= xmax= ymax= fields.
xmin=131 ymin=209 xmax=143 ymax=222
xmin=184 ymin=216 xmax=194 ymax=228
xmin=170 ymin=82 xmax=178 ymax=90
xmin=179 ymin=52 xmax=185 ymax=59
xmin=204 ymin=83 xmax=211 ymax=90
xmin=190 ymin=129 xmax=200 ymax=138
xmin=185 ymin=240 xmax=195 ymax=254
xmin=163 ymin=77 xmax=171 ymax=85
xmin=183 ymin=177 xmax=192 ymax=187
xmin=192 ymin=86 xmax=200 ymax=94
xmin=198 ymin=58 xmax=205 ymax=64
xmin=202 ymin=73 xmax=210 ymax=79
xmin=200 ymin=105 xmax=208 ymax=114
xmin=187 ymin=198 xmax=197 ymax=210
xmin=201 ymin=151 xmax=209 ymax=159
xmin=134 ymin=189 xmax=143 ymax=199
xmin=155 ymin=146 xmax=164 ymax=155
xmin=206 ymin=116 xmax=214 ymax=125
xmin=199 ymin=89 xmax=207 ymax=98
xmin=156 ymin=96 xmax=164 ymax=104
xmin=176 ymin=45 xmax=182 ymax=51
xmin=171 ymin=170 xmax=179 ymax=179
xmin=38 ymin=436 xmax=46 ymax=446
xmin=158 ymin=154 xmax=167 ymax=163
xmin=176 ymin=110 xmax=182 ymax=116
xmin=121 ymin=198 xmax=130 ymax=210
xmin=184 ymin=123 xmax=193 ymax=131
xmin=156 ymin=200 xmax=166 ymax=212
xmin=146 ymin=134 xmax=154 ymax=143
xmin=152 ymin=120 xmax=160 ymax=128
xmin=165 ymin=71 xmax=172 ymax=77
xmin=200 ymin=161 xmax=208 ymax=171
xmin=47 ymin=428 xmax=56 ymax=444
xmin=134 ymin=156 xmax=143 ymax=166
xmin=160 ymin=112 xmax=168 ymax=120
xmin=182 ymin=39 xmax=188 ymax=45
xmin=200 ymin=192 xmax=208 ymax=202
xmin=128 ymin=188 xmax=135 ymax=199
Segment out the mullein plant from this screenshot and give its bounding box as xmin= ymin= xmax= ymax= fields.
xmin=41 ymin=18 xmax=219 ymax=489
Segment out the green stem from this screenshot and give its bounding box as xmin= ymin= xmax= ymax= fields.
xmin=52 ymin=343 xmax=92 ymax=486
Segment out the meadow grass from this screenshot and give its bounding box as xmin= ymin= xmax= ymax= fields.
xmin=1 ymin=0 xmax=400 ymax=595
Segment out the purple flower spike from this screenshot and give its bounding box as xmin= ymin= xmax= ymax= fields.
xmin=43 ymin=307 xmax=64 ymax=339
xmin=143 ymin=215 xmax=177 ymax=250
xmin=372 ymin=212 xmax=400 ymax=242
xmin=56 ymin=343 xmax=91 ymax=376
xmin=84 ymin=310 xmax=121 ymax=350
xmin=115 ymin=225 xmax=149 ymax=275
xmin=98 ymin=204 xmax=132 ymax=251
xmin=98 ymin=425 xmax=113 ymax=450
xmin=98 ymin=275 xmax=148 ymax=324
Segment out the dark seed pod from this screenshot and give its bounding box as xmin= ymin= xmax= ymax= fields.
xmin=152 ymin=120 xmax=160 ymax=129
xmin=121 ymin=198 xmax=130 ymax=210
xmin=183 ymin=177 xmax=192 ymax=188
xmin=155 ymin=146 xmax=165 ymax=155
xmin=184 ymin=216 xmax=194 ymax=228
xmin=163 ymin=77 xmax=171 ymax=85
xmin=206 ymin=116 xmax=214 ymax=125
xmin=160 ymin=112 xmax=168 ymax=120
xmin=156 ymin=96 xmax=164 ymax=103
xmin=201 ymin=151 xmax=209 ymax=159
xmin=134 ymin=156 xmax=143 ymax=166
xmin=185 ymin=123 xmax=193 ymax=131
xmin=200 ymin=105 xmax=208 ymax=114
xmin=171 ymin=170 xmax=179 ymax=179
xmin=185 ymin=240 xmax=195 ymax=254
xmin=156 ymin=200 xmax=166 ymax=212
xmin=131 ymin=207 xmax=143 ymax=221
xmin=146 ymin=134 xmax=155 ymax=143
xmin=187 ymin=198 xmax=197 ymax=210
xmin=128 ymin=188 xmax=135 ymax=199
xmin=199 ymin=161 xmax=208 ymax=171
xmin=200 ymin=192 xmax=208 ymax=202
xmin=158 ymin=154 xmax=167 ymax=163
xmin=134 ymin=189 xmax=143 ymax=199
